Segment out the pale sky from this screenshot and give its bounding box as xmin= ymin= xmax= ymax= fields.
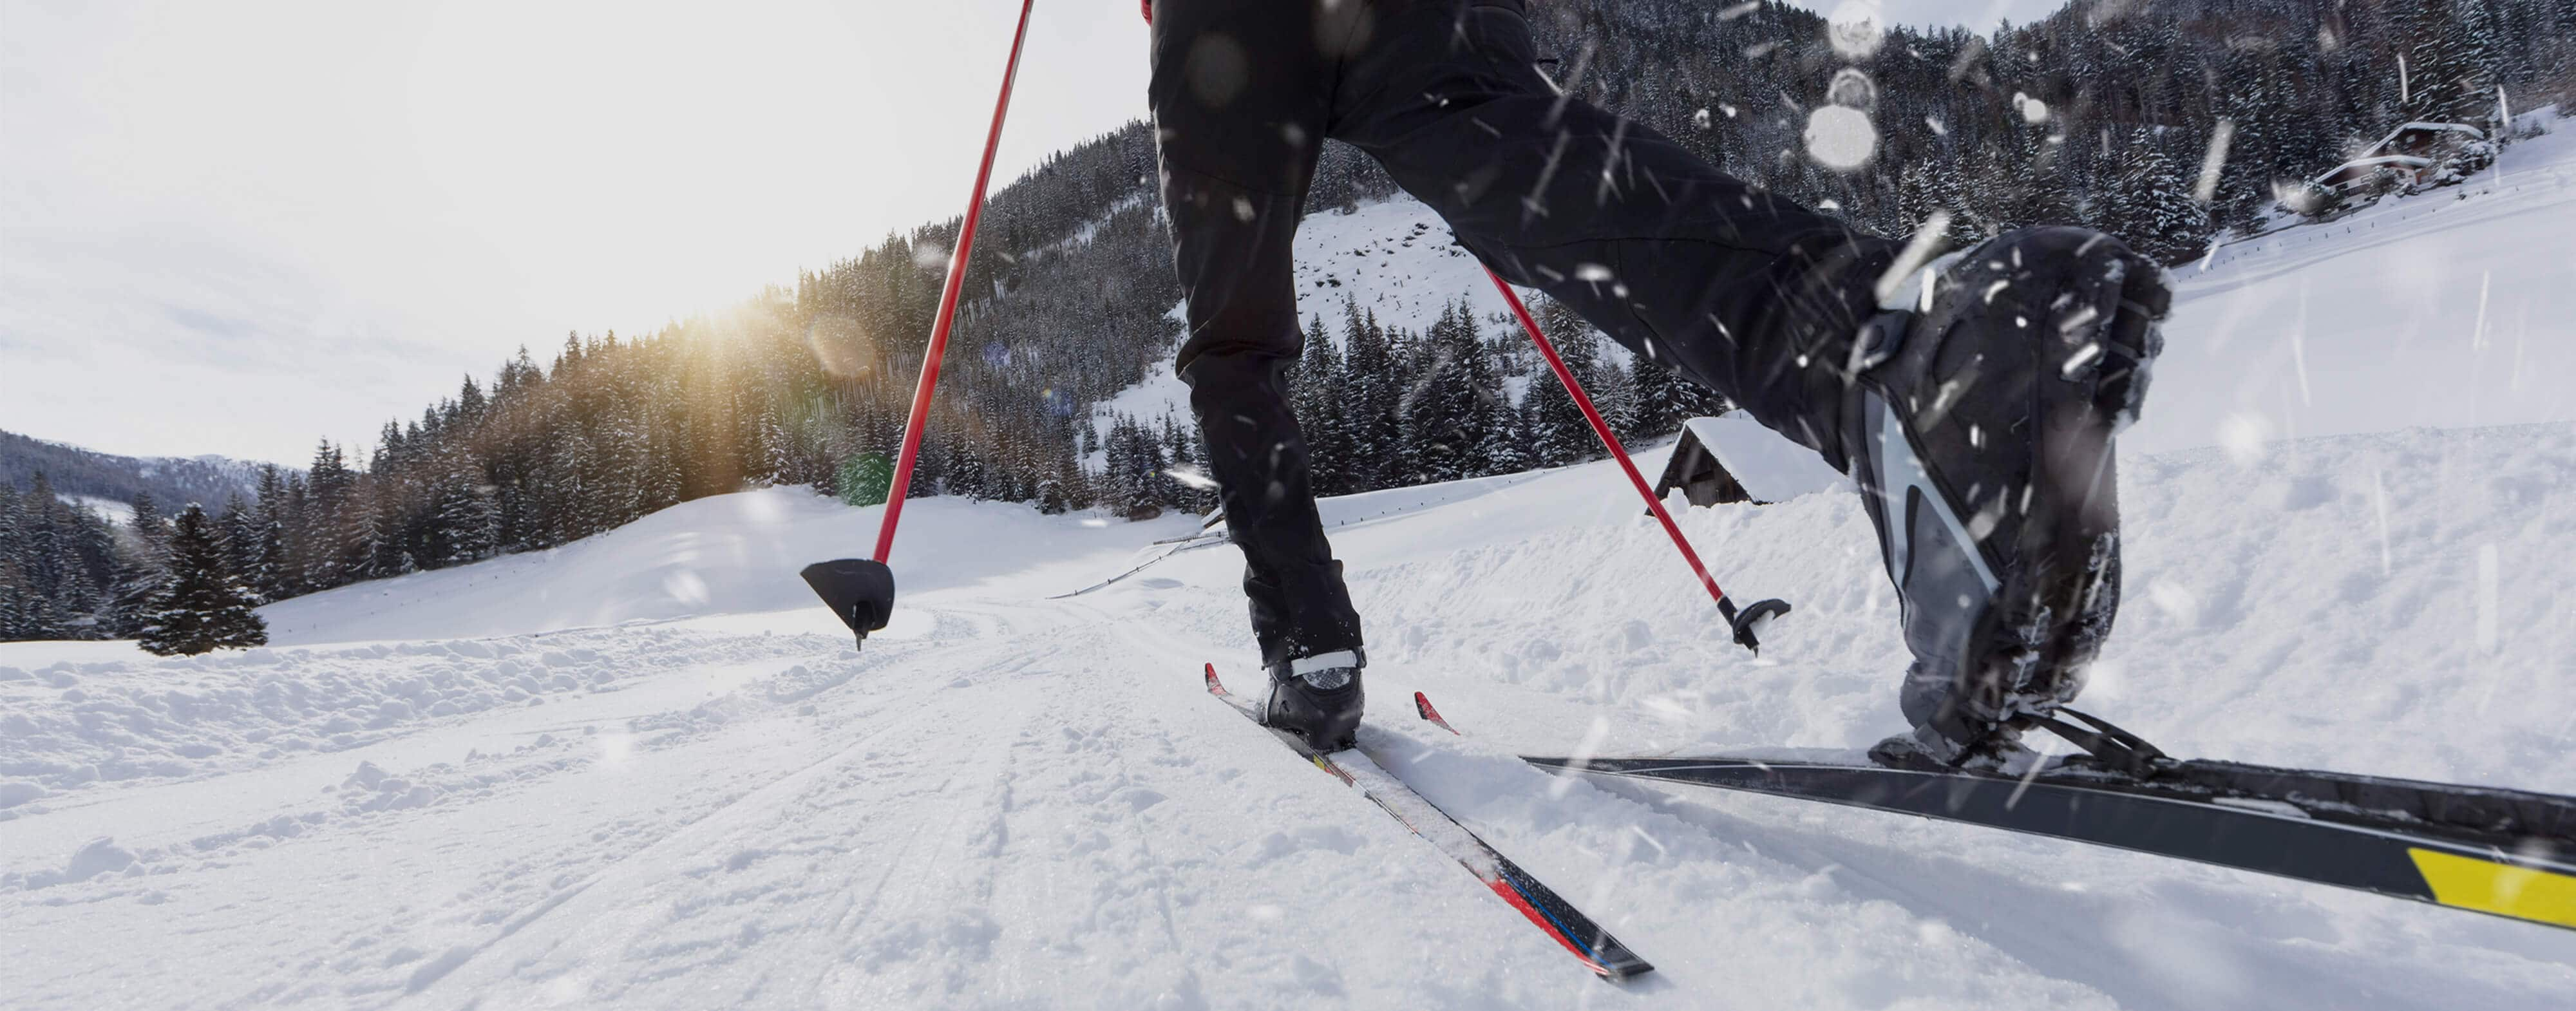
xmin=1 ymin=0 xmax=2059 ymax=466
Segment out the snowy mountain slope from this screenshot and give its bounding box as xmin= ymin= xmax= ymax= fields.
xmin=5 ymin=417 xmax=2573 ymax=1010
xmin=0 ymin=426 xmax=274 ymax=513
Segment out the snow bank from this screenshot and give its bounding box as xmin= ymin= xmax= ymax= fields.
xmin=258 ymin=486 xmax=1189 ymax=645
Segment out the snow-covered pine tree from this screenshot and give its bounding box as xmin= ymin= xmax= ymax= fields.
xmin=1401 ymin=301 xmax=1491 ymax=484
xmin=0 ymin=482 xmax=24 ymax=640
xmin=1340 ymin=301 xmax=1403 ymax=493
xmin=247 ymin=466 xmax=290 ymax=603
xmin=104 ymin=494 xmax=175 ymax=638
xmin=299 ymin=440 xmax=361 ymax=592
xmin=2111 ymin=129 xmax=2213 ymax=264
xmin=1291 ymin=313 xmax=1350 ymax=495
xmin=218 ymin=492 xmax=260 ymax=596
xmin=1455 ymin=303 xmax=1511 ymax=478
xmin=2404 ymin=0 xmax=2492 ymax=125
xmin=138 ymin=504 xmax=267 ymax=656
xmin=1525 ymin=296 xmax=1604 ymax=468
xmin=1589 ymin=355 xmax=1638 ymax=449
xmin=1626 ymin=346 xmax=1714 ymax=441
xmin=128 ymin=492 xmax=170 ymax=554
xmin=645 ymin=424 xmax=685 ymax=515
xmin=17 ymin=474 xmax=106 ymax=636
xmin=433 ymin=454 xmax=501 ymax=567
xmin=545 ymin=428 xmax=591 ymax=545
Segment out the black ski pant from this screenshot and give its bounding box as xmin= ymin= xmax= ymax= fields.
xmin=1149 ymin=0 xmax=1897 ymax=668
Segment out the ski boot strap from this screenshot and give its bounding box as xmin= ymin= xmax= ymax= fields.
xmin=2020 ymin=707 xmax=2172 ymax=779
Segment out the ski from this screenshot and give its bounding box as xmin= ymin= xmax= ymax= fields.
xmin=1202 ymin=665 xmax=1653 ymax=981
xmin=1524 ymin=750 xmax=2576 ymax=932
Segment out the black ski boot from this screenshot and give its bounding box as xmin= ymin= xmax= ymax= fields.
xmin=1262 ymin=649 xmax=1365 ymax=751
xmin=1839 ymin=227 xmax=2171 ymax=768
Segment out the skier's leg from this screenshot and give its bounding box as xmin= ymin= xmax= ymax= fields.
xmin=1150 ymin=1 xmax=1364 ymax=680
xmin=1326 ymin=0 xmax=1893 ymax=464
xmin=1328 ymin=0 xmax=2171 ymax=760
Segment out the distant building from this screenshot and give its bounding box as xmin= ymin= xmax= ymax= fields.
xmin=2311 ymin=122 xmax=2487 ymax=196
xmin=1650 ymin=415 xmax=1846 ymax=509
xmin=1653 ymin=423 xmax=1754 ymax=507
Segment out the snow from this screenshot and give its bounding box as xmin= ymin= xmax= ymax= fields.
xmin=2132 ymin=117 xmax=2576 ymax=457
xmin=9 ymin=411 xmax=2572 ymax=1007
xmin=2313 ymin=153 xmax=2435 ymax=178
xmin=9 ymin=123 xmax=2576 ymax=1011
xmin=61 ymin=495 xmax=135 ymax=525
xmin=258 ymin=486 xmax=1188 ymax=645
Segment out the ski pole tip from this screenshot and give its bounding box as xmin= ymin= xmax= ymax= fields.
xmin=801 ymin=558 xmax=896 ymax=652
xmin=1730 ymin=598 xmax=1792 ymax=654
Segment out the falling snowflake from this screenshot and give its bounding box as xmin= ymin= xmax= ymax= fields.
xmin=2013 ymin=91 xmax=2050 ymax=126
xmin=1826 ymin=0 xmax=1886 ymax=61
xmin=1804 ymin=106 xmax=1877 ymax=171
xmin=1827 ymin=68 xmax=1877 ymax=111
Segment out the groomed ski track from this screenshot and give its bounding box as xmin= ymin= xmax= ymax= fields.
xmin=10 ymin=118 xmax=2576 ymax=1011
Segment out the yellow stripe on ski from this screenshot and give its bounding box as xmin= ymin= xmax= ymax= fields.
xmin=2408 ymin=847 xmax=2576 ymax=928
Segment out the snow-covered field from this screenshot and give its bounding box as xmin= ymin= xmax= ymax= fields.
xmin=8 ymin=121 xmax=2576 ymax=1011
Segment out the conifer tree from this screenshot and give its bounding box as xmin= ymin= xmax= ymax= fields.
xmin=0 ymin=484 xmax=24 ymax=640
xmin=247 ymin=466 xmax=290 ymax=602
xmin=1291 ymin=313 xmax=1350 ymax=494
xmin=1525 ymin=298 xmax=1605 ymax=468
xmin=104 ymin=496 xmax=175 ymax=638
xmin=138 ymin=505 xmax=267 ymax=656
xmin=2109 ymin=129 xmax=2213 ymax=263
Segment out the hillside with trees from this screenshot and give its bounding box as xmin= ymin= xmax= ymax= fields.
xmin=0 ymin=429 xmax=269 ymax=518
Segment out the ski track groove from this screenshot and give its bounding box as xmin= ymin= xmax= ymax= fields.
xmin=374 ymin=604 xmax=1057 ymax=1008
xmin=391 ymin=674 xmax=947 ymax=1003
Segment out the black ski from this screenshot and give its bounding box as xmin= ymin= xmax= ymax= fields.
xmin=1524 ymin=750 xmax=2576 ymax=932
xmin=1203 ymin=665 xmax=1653 ymax=981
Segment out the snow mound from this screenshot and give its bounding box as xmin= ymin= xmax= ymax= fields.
xmin=258 ymin=486 xmax=1191 ymax=645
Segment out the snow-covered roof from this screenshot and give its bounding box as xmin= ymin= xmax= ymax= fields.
xmin=2311 ymin=154 xmax=2432 ymax=185
xmin=1678 ymin=414 xmax=1845 ymax=502
xmin=2358 ymin=121 xmax=2486 ymax=158
xmin=2391 ymin=121 xmax=2486 ymax=138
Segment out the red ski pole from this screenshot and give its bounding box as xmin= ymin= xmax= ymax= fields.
xmin=1482 ymin=267 xmax=1789 ymax=653
xmin=802 ymin=0 xmax=1038 ymax=649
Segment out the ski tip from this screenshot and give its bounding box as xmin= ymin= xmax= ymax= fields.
xmin=1414 ymin=691 xmax=1459 ymax=735
xmin=1204 ymin=662 xmax=1224 ymax=695
xmin=1479 ymin=875 xmax=1651 ymax=981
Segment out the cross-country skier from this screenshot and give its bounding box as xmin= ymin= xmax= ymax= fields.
xmin=1143 ymin=0 xmax=2172 ymax=767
